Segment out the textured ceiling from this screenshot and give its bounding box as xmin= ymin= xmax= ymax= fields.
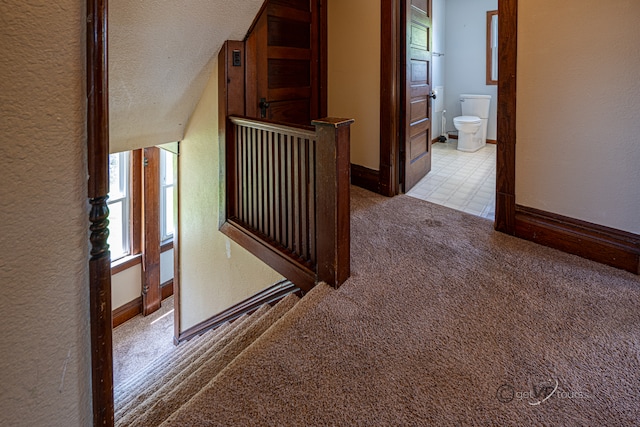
xmin=109 ymin=0 xmax=264 ymax=152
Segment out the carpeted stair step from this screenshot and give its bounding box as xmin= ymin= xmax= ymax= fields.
xmin=114 ymin=319 xmax=233 ymax=409
xmin=115 ymin=305 xmax=270 ymax=426
xmin=124 ymin=293 xmax=301 ymax=427
xmin=115 ymin=316 xmax=241 ymax=418
xmin=159 ymin=283 xmax=332 ymax=427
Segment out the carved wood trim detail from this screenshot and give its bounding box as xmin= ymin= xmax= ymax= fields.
xmin=87 ymin=0 xmax=114 ymax=424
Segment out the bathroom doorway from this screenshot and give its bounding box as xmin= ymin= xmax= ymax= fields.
xmin=408 ymin=0 xmax=497 ymax=220
xmin=380 ymin=0 xmax=500 ymax=221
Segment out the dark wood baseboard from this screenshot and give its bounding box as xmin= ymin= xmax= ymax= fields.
xmin=351 ymin=163 xmax=380 ymax=193
xmin=112 ymin=297 xmax=142 ymax=328
xmin=175 ymin=280 xmax=301 ymax=344
xmin=515 ymin=205 xmax=640 ymax=275
xmin=161 ymin=279 xmax=174 ymax=299
xmin=111 ymin=280 xmax=174 ymax=328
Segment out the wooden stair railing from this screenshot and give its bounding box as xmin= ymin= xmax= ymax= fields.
xmin=221 ymin=115 xmax=353 ymax=291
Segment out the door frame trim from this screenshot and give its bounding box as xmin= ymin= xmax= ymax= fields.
xmin=380 ymin=0 xmax=401 ymax=197
xmin=379 ymin=0 xmax=517 ymax=233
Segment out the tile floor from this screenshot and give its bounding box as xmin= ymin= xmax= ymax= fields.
xmin=406 ymin=140 xmax=496 ymax=220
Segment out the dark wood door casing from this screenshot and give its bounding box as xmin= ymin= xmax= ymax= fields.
xmin=380 ymin=0 xmax=515 ymax=237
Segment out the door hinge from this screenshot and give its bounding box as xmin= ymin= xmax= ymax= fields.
xmin=144 ymin=157 xmax=149 ymax=167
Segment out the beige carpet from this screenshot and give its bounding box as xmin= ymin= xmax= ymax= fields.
xmin=157 ymin=187 xmax=640 ymax=426
xmin=112 ymin=296 xmax=175 ymax=389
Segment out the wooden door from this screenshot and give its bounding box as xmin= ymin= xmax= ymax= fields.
xmin=402 ymin=0 xmax=433 ymax=191
xmin=246 ymin=0 xmax=322 ymax=125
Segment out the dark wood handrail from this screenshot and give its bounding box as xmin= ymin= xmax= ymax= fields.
xmin=223 ymin=115 xmax=353 ymax=291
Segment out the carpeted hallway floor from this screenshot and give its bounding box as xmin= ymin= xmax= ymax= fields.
xmin=160 ymin=186 xmax=640 ymax=426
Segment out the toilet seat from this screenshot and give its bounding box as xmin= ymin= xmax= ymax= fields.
xmin=453 ymin=115 xmax=482 ymax=125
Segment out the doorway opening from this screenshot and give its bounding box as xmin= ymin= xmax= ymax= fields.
xmin=403 ymin=0 xmax=498 ymax=221
xmin=109 ymin=145 xmax=179 ymax=389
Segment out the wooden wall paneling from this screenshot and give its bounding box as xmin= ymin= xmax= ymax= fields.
xmin=220 ymin=41 xmax=246 ymax=225
xmin=318 ymin=0 xmax=328 ymax=117
xmin=246 ymin=0 xmax=322 ymax=125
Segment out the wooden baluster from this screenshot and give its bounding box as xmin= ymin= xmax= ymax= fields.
xmin=250 ymin=128 xmax=257 ymax=229
xmin=267 ymin=131 xmax=275 ymax=240
xmin=308 ymin=141 xmax=317 ymax=264
xmin=313 ymin=118 xmax=354 ymax=287
xmin=284 ymin=135 xmax=292 ymax=250
xmin=292 ymin=136 xmax=300 ymax=255
xmin=256 ymin=129 xmax=262 ymax=232
xmin=235 ymin=123 xmax=242 ymax=220
xmin=275 ymin=133 xmax=282 ymax=243
xmin=300 ymin=138 xmax=309 ymax=261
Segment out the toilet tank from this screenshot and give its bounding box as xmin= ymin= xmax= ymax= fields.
xmin=460 ymin=94 xmax=491 ymax=119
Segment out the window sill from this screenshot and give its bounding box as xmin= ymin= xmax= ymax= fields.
xmin=111 ymin=253 xmax=142 ymax=275
xmin=161 ymin=239 xmax=174 ymax=253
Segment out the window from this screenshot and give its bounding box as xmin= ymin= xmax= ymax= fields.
xmin=108 ymin=151 xmax=131 ymax=261
xmin=110 ymin=146 xmax=178 ymax=315
xmin=486 ymin=10 xmax=498 ymax=85
xmin=160 ymin=149 xmax=176 ymax=242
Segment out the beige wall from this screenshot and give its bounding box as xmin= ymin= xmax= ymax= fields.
xmin=517 ymin=0 xmax=640 ymax=234
xmin=0 ymin=0 xmax=92 ymax=425
xmin=111 ymin=251 xmax=174 ymax=310
xmin=112 ymin=264 xmax=144 ymax=309
xmin=328 ymin=0 xmax=381 ymax=171
xmin=178 ymin=59 xmax=283 ymax=332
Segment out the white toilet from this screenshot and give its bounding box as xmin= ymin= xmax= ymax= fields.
xmin=453 ymin=94 xmax=491 ymax=152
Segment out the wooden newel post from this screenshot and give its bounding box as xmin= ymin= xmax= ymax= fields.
xmin=87 ymin=0 xmax=114 ymax=425
xmin=312 ymin=117 xmax=354 ymax=288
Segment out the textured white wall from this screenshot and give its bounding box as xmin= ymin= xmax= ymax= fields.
xmin=0 ymin=1 xmax=92 ymax=426
xmin=178 ymin=60 xmax=283 ymax=331
xmin=109 ymin=0 xmax=264 ymax=153
xmin=328 ymin=0 xmax=381 ymax=171
xmin=517 ymin=0 xmax=640 ymax=234
xmin=444 ymin=0 xmax=498 ymax=139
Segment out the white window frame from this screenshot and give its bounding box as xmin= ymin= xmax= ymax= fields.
xmin=108 ymin=151 xmax=131 ymax=261
xmin=159 ymin=148 xmax=175 ymax=243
